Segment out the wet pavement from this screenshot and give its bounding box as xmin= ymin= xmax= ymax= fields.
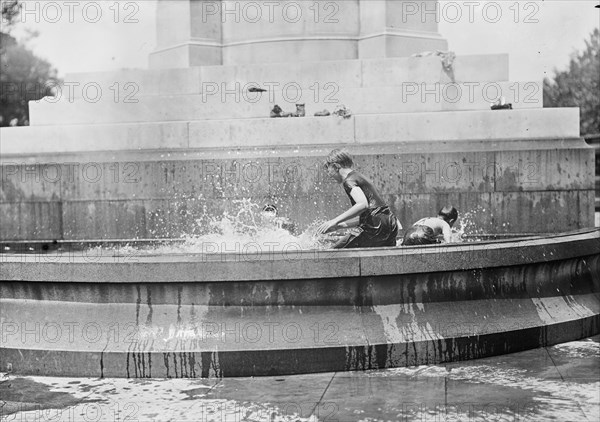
xmin=1 ymin=335 xmax=598 ymax=421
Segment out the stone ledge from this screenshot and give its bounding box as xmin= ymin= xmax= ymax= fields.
xmin=1 ymin=302 xmax=597 ymax=377
xmin=1 ymin=246 xmax=598 ymax=305
xmin=0 ymin=108 xmax=581 ymax=155
xmin=0 ymin=122 xmax=189 ymax=155
xmin=29 ymin=81 xmax=540 ymax=126
xmin=1 ymin=229 xmax=597 ymax=282
xmin=355 ymin=108 xmax=580 ymax=142
xmin=2 ymin=295 xmax=598 ymax=353
xmin=59 ymin=54 xmax=509 ymax=98
xmin=0 ymin=137 xmax=590 ymax=162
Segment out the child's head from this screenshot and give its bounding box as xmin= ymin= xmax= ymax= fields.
xmin=438 ymin=206 xmax=458 ymax=227
xmin=324 ymin=149 xmax=353 ymax=183
xmin=324 ymin=149 xmax=353 ymax=171
xmin=262 ymin=204 xmax=278 ymax=217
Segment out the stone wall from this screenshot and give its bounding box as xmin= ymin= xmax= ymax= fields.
xmin=0 ymin=139 xmax=594 ymax=240
xmin=0 ymin=53 xmax=592 ymax=241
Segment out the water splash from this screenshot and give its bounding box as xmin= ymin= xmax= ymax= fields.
xmin=118 ymin=199 xmax=337 ymax=254
xmin=451 ymin=206 xmax=494 ymax=242
xmin=93 ymin=202 xmax=499 ymax=254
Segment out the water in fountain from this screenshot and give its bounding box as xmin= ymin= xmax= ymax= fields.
xmin=105 ymin=199 xmax=336 ymax=256
xmin=451 ymin=206 xmax=488 ymax=242
xmin=98 ymin=200 xmax=500 ymax=257
xmin=0 ymin=201 xmax=499 ymax=256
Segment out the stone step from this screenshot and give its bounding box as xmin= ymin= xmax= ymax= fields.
xmin=58 ymin=54 xmax=509 ymax=99
xmin=1 ymin=295 xmax=598 ymax=377
xmin=30 ymin=81 xmax=541 ymax=126
xmin=1 ymin=108 xmax=579 ymax=155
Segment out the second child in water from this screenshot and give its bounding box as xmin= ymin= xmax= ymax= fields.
xmin=402 ymin=206 xmax=459 ymax=245
xmin=317 ymin=149 xmax=399 ymax=248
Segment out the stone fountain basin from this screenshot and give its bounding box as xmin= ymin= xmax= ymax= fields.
xmin=1 ymin=228 xmax=598 ymax=378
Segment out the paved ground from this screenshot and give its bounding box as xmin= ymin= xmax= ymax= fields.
xmin=1 ymin=335 xmax=598 ymax=421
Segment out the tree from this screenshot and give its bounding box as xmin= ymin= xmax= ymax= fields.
xmin=1 ymin=0 xmax=59 ymax=126
xmin=543 ymin=28 xmax=600 ymax=137
xmin=1 ymin=0 xmax=20 ymax=28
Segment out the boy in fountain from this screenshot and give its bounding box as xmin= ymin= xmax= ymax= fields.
xmin=402 ymin=206 xmax=458 ymax=246
xmin=317 ymin=149 xmax=399 ymax=248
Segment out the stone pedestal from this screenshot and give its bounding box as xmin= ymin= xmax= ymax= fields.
xmin=150 ymin=0 xmax=448 ymax=68
xmin=358 ymin=0 xmax=447 ymax=59
xmin=150 ymin=0 xmax=222 ymax=68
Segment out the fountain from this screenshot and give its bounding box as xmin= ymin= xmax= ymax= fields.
xmin=1 ymin=0 xmax=598 ymax=378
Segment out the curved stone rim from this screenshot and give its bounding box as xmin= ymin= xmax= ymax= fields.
xmin=2 ymin=228 xmax=599 ymax=282
xmin=1 ymin=228 xmax=598 ymax=283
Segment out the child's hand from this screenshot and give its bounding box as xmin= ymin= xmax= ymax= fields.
xmin=316 ymin=220 xmax=337 ymax=235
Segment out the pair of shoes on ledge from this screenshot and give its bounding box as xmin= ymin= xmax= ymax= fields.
xmin=270 ymin=104 xmax=306 ymax=118
xmin=314 ymin=105 xmax=352 ymax=118
xmin=332 ymin=105 xmax=352 ymax=119
xmin=269 ymin=104 xmax=353 ymax=118
xmin=490 ymin=97 xmax=513 ymax=110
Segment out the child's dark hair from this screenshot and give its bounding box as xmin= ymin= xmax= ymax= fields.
xmin=438 ymin=206 xmax=458 ymax=225
xmin=324 ymin=149 xmax=353 ymax=170
xmin=262 ymin=204 xmax=278 ymax=214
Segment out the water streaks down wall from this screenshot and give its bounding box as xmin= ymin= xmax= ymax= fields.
xmin=1 ymin=229 xmax=599 ymax=377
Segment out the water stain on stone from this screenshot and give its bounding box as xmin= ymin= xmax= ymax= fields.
xmin=135 ymin=285 xmax=142 ymax=326
xmin=177 ymin=286 xmax=183 ymax=324
xmin=146 ymin=287 xmax=153 ymax=325
xmin=181 ymin=387 xmax=207 ymax=400
xmin=0 ymin=378 xmax=98 ymax=416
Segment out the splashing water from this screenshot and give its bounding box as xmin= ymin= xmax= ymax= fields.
xmin=89 ymin=202 xmax=499 ymax=255
xmin=125 ymin=199 xmax=336 ymax=255
xmin=451 ymin=206 xmax=495 ymax=242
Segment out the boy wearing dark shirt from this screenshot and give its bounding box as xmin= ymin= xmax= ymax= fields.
xmin=317 ymin=149 xmax=399 ymax=248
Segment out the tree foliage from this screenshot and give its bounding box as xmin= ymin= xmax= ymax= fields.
xmin=543 ymin=28 xmax=600 ymax=137
xmin=1 ymin=1 xmax=59 ymax=126
xmin=1 ymin=0 xmax=20 ymax=28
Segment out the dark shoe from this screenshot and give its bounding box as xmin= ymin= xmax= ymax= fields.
xmin=490 ymin=97 xmax=513 ymax=110
xmin=270 ymin=105 xmax=283 ymax=118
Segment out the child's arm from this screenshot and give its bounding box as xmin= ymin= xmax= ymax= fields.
xmin=317 ymin=187 xmax=369 ymax=234
xmin=337 ymin=216 xmax=360 ymax=228
xmin=441 ymin=221 xmax=452 ymax=243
